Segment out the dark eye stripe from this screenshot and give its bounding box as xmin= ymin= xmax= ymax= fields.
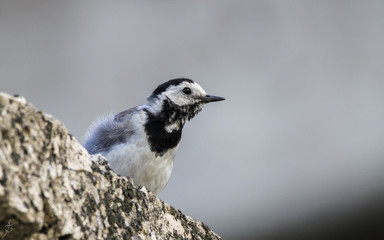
xmin=183 ymin=87 xmax=192 ymax=95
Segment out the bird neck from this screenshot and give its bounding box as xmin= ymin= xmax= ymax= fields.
xmin=147 ymin=98 xmax=190 ymax=131
xmin=144 ymin=99 xmax=186 ymax=156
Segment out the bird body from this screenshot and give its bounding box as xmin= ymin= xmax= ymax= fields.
xmin=84 ymin=78 xmax=224 ymax=195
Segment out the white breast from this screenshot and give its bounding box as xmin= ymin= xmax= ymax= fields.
xmin=104 ymin=142 xmax=177 ymax=195
xmin=101 ymin=110 xmax=178 ymax=195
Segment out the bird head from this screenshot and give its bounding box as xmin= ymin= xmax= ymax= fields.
xmin=148 ymin=78 xmax=225 ymax=119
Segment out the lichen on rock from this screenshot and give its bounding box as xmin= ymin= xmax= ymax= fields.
xmin=0 ymin=93 xmax=221 ymax=240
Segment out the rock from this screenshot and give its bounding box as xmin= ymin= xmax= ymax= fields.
xmin=0 ymin=93 xmax=221 ymax=240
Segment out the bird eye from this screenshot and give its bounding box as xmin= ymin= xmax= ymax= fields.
xmin=183 ymin=87 xmax=192 ymax=95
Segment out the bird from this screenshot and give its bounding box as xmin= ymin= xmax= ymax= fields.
xmin=83 ymin=78 xmax=225 ymax=195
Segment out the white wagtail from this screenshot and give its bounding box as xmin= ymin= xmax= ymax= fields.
xmin=83 ymin=78 xmax=224 ymax=195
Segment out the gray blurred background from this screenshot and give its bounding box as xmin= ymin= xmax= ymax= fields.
xmin=2 ymin=1 xmax=384 ymax=239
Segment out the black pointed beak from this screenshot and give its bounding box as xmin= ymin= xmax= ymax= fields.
xmin=200 ymin=95 xmax=225 ymax=103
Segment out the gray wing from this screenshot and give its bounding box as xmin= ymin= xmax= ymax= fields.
xmin=83 ymin=107 xmax=138 ymax=154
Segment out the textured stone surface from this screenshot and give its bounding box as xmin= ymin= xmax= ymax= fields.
xmin=0 ymin=93 xmax=221 ymax=240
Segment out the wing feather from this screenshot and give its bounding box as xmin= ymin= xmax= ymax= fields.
xmin=83 ymin=108 xmax=138 ymax=154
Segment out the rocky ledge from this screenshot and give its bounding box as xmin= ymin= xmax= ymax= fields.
xmin=0 ymin=93 xmax=220 ymax=240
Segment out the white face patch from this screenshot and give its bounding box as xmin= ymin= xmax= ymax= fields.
xmin=163 ymin=82 xmax=207 ymax=107
xmin=145 ymin=80 xmax=208 ymax=133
